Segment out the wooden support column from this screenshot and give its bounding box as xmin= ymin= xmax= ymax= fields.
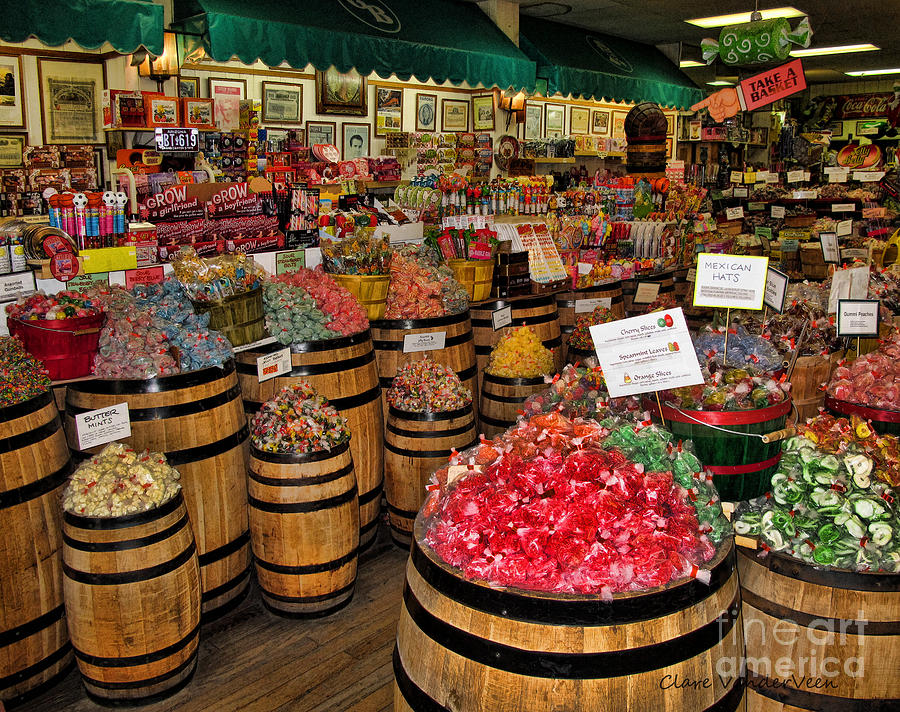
xmin=479 ymin=0 xmax=519 ymax=46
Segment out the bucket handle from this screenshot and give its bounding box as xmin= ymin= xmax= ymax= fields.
xmin=760 ymin=426 xmax=796 ymax=444
xmin=663 ymin=402 xmax=774 ymax=440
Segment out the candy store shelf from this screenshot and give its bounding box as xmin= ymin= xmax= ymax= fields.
xmin=103 ymin=127 xmax=220 ymax=133
xmin=532 ymin=157 xmax=575 ymax=164
xmin=573 ymin=151 xmax=626 ymax=159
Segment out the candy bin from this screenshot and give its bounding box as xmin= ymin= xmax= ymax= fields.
xmin=320 ymin=232 xmax=392 ymax=320
xmin=447 ymin=257 xmax=494 ymax=302
xmin=555 ymin=280 xmax=625 ymax=361
xmin=247 ymin=384 xmax=359 ymax=617
xmin=383 ymin=359 xmax=477 ymax=548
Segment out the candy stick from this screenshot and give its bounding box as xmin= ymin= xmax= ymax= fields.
xmin=655 ymin=391 xmax=666 ymax=428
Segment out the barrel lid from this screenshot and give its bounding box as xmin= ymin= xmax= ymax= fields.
xmin=371 ymin=310 xmax=470 ymax=331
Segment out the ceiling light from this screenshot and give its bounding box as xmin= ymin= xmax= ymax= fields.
xmin=790 ymin=44 xmax=880 ymax=57
xmin=686 ymin=7 xmax=805 ymax=28
xmin=680 ymin=60 xmax=705 ymax=68
xmin=707 ymin=80 xmax=735 ymax=86
xmin=846 ymin=67 xmax=900 ymax=76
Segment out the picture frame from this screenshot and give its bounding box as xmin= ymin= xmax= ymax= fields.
xmin=178 ymin=76 xmax=200 ymax=99
xmin=0 ymin=53 xmax=26 ymax=129
xmin=315 ymin=68 xmax=367 ymax=116
xmin=749 ymin=127 xmax=769 ymax=146
xmin=374 ymin=87 xmax=403 ymax=137
xmin=182 ymin=98 xmax=215 ymax=129
xmin=416 ymin=93 xmax=437 ymax=132
xmin=569 ymin=106 xmax=590 ymax=135
xmin=856 ymin=119 xmax=885 ymax=136
xmin=306 ymin=121 xmax=336 ymax=146
xmin=590 ymin=109 xmax=609 ymax=136
xmin=523 ymin=102 xmax=542 ymax=140
xmin=689 ymin=119 xmax=702 ymax=141
xmin=665 ymin=137 xmax=674 ymax=159
xmin=144 ymin=94 xmax=179 ymax=128
xmin=611 ymin=111 xmax=628 ymax=139
xmin=208 ymin=77 xmax=246 ymax=130
xmin=342 ymin=122 xmax=371 ymax=159
xmin=472 ymin=94 xmax=495 ymax=131
xmin=441 ymin=99 xmax=469 ymax=132
xmin=208 ymin=77 xmax=246 ymax=99
xmin=545 ymin=103 xmax=565 ymax=136
xmin=828 ymin=121 xmax=844 ymax=139
xmin=261 ymin=81 xmax=303 ymax=125
xmin=38 ymin=58 xmax=106 ymax=144
xmin=0 ymin=133 xmax=25 ymax=168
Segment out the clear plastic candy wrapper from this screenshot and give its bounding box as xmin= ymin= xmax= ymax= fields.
xmin=693 ymin=324 xmax=784 ymax=371
xmin=662 ymin=360 xmax=789 ymax=412
xmin=828 ymin=330 xmax=900 ymax=412
xmin=170 ymin=247 xmax=265 ymax=303
xmin=385 ymin=243 xmax=468 ymax=318
xmin=250 ymin=382 xmax=350 ymax=454
xmin=387 ymin=358 xmax=472 ymax=413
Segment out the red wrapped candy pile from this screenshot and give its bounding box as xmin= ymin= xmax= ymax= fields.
xmin=828 ymin=330 xmax=900 ymax=411
xmin=272 ymin=266 xmax=369 ymax=336
xmin=423 ymin=412 xmax=716 ymax=596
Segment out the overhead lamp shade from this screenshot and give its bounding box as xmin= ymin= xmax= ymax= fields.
xmin=138 ymin=31 xmax=179 ymax=78
xmin=495 ymin=89 xmax=527 ymax=112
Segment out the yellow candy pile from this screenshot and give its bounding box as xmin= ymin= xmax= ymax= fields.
xmin=486 ymin=326 xmax=554 ymax=378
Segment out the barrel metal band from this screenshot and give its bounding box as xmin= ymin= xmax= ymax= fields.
xmin=201 ymin=567 xmax=251 ymax=603
xmin=386 ymin=421 xmax=475 ymax=440
xmin=251 ymin=439 xmax=349 ymax=464
xmin=66 ymin=384 xmax=241 ymax=422
xmin=556 ymin=294 xmax=624 ymax=309
xmin=386 ymin=501 xmax=419 ymax=519
xmin=63 ymin=514 xmax=190 ymax=553
xmin=288 ymin=329 xmax=371 ymax=352
xmin=254 ymin=548 xmax=357 ymax=575
xmin=472 ymin=294 xmax=553 ymax=311
xmin=261 ymin=579 xmax=356 ymax=604
xmin=478 ymin=413 xmax=517 ymax=429
xmin=69 ymin=361 xmax=235 ymax=395
xmin=328 ymin=384 xmax=382 ymax=411
xmin=385 ymin=439 xmax=478 ymax=459
xmin=358 ymin=483 xmax=384 ymax=506
xmin=471 ymin=310 xmax=558 ymax=329
xmin=372 ymin=311 xmax=470 ymax=330
xmin=739 ymin=546 xmax=900 ymax=592
xmin=0 ymin=641 xmax=72 ymax=690
xmin=0 ymin=459 xmax=72 ymax=510
xmin=63 ymin=542 xmax=197 ymax=586
xmin=372 ymin=330 xmax=473 ymax=352
xmin=73 ymin=623 xmax=199 ymax=667
xmin=163 ymin=426 xmax=249 ymax=467
xmin=63 ymin=492 xmax=184 ymax=530
xmin=249 ymin=462 xmax=354 ymax=488
xmin=388 ymin=405 xmax=472 ymax=422
xmin=248 ymin=486 xmax=357 ymax=514
xmin=0 ymin=604 xmax=65 ymax=649
xmin=81 ymin=651 xmax=198 ymax=691
xmin=235 ymin=349 xmax=375 ymax=377
xmin=197 ymin=530 xmax=250 ymax=567
xmin=747 ymin=671 xmax=900 ymax=711
xmin=0 ymin=416 xmax=61 ymax=454
xmin=0 ymin=654 xmax=74 ymax=709
xmin=481 ymin=391 xmax=532 ymax=404
xmin=402 ymin=584 xmax=740 ymax=679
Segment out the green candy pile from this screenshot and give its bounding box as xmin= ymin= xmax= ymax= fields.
xmin=263 ymin=283 xmax=341 ymax=345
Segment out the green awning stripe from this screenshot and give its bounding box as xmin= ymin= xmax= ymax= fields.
xmin=2 ymin=0 xmax=164 ymax=55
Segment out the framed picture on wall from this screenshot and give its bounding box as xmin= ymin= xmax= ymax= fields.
xmin=375 ymin=87 xmax=402 ymax=137
xmin=0 ymin=53 xmax=25 ymax=129
xmin=315 ymin=68 xmax=367 ymax=116
xmin=208 ymin=77 xmax=246 ymax=131
xmin=0 ymin=134 xmax=25 ymax=168
xmin=828 ymin=122 xmax=844 ymax=139
xmin=665 ymin=137 xmax=674 ymax=159
xmin=441 ymin=99 xmax=469 ymax=132
xmin=178 ymin=76 xmax=200 ymax=98
xmin=666 ymin=115 xmax=675 ymax=136
xmin=523 ymin=102 xmax=541 ymax=140
xmin=416 ymin=93 xmax=437 ymax=132
xmin=261 ymin=81 xmax=302 ymax=125
xmin=38 ymin=58 xmax=105 ymax=144
xmin=472 ymin=94 xmax=495 ymax=131
xmin=545 ymin=103 xmax=564 ymax=136
xmin=306 ymin=121 xmax=336 ymax=146
xmin=591 ymin=109 xmax=609 ymax=135
xmin=611 ymin=110 xmax=628 ymax=139
xmin=342 ymin=122 xmax=371 ymax=159
xmin=208 ymin=77 xmax=246 ymax=99
xmin=570 ymin=106 xmax=589 ymax=135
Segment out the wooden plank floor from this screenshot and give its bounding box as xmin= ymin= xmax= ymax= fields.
xmin=26 ymin=540 xmax=408 ymax=712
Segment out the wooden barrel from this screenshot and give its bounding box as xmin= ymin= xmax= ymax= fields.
xmin=370 ymin=312 xmax=478 ymax=419
xmin=62 ymin=493 xmax=201 ymax=705
xmin=825 ymin=396 xmax=900 ymax=437
xmin=248 ymin=441 xmax=359 ymax=618
xmin=622 ymin=270 xmax=675 ymax=317
xmin=235 ymin=331 xmax=384 ymax=551
xmin=480 ymin=373 xmax=548 ymax=439
xmin=791 ymin=352 xmax=841 ymax=423
xmin=555 ymin=281 xmax=624 ymax=361
xmin=384 ymin=405 xmax=478 ymax=549
xmin=738 ymin=545 xmax=900 ymax=711
xmin=394 ymin=521 xmax=745 ymax=711
xmin=649 ymin=398 xmax=791 ymax=502
xmin=0 ymin=392 xmax=73 ymax=707
xmin=64 ymin=361 xmax=251 ymax=621
xmin=470 ymin=295 xmax=563 ymax=393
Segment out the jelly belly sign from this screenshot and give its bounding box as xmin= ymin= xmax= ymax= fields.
xmin=740 ymin=59 xmax=806 ymax=112
xmin=590 ymin=308 xmax=703 ymax=398
xmin=693 ymin=254 xmax=769 ymax=310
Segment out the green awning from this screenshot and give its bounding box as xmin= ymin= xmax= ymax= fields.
xmin=180 ymin=0 xmax=536 ymax=90
xmin=519 ymin=17 xmax=702 ymax=109
xmin=2 ymin=0 xmax=164 ymax=55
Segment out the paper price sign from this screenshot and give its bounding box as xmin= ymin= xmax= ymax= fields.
xmin=837 ymin=219 xmax=853 ymax=237
xmin=853 ymin=171 xmax=885 ymax=182
xmin=743 ymin=171 xmax=756 ymax=184
xmin=781 ymin=239 xmax=799 ymax=252
xmin=747 ymin=202 xmax=765 ymax=212
xmin=575 ymin=297 xmax=611 ymax=314
xmin=686 ymin=269 xmax=696 ymax=282
xmin=725 ymin=206 xmax=745 ymax=220
xmin=820 ymin=232 xmax=839 ymax=264
xmin=632 ymin=282 xmax=661 ymax=304
xmin=0 ymin=272 xmax=35 ymax=301
xmin=730 ymin=171 xmax=743 ymax=184
xmin=403 ymin=331 xmax=446 ymax=353
xmin=589 ymin=309 xmax=703 ymax=398
xmin=787 ymin=170 xmax=805 ymax=183
xmin=276 ymin=250 xmax=306 ymax=274
xmin=257 ymin=347 xmax=291 ymax=382
xmin=764 ymin=172 xmax=779 ymax=184
xmin=75 ymin=403 xmax=131 ymax=451
xmin=732 ymin=187 xmax=749 ymax=198
xmin=832 ymin=204 xmax=855 ymax=212
xmin=764 ymin=267 xmax=789 ymax=313
xmin=837 ymin=300 xmax=880 ymax=338
xmin=693 ymin=253 xmax=769 ymax=310
xmin=771 ymin=205 xmax=786 ymax=219
xmin=491 ymin=306 xmax=512 ymax=330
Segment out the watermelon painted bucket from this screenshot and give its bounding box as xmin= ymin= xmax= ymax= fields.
xmin=825 ymin=396 xmax=900 ymax=437
xmin=647 ymin=398 xmax=792 ymax=502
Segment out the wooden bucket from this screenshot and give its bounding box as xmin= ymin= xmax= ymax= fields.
xmin=825 ymin=396 xmax=900 ymax=437
xmin=191 ymin=287 xmax=265 ymax=347
xmin=448 ymin=259 xmax=495 ymax=303
xmin=0 ymin=392 xmax=73 ymax=707
xmin=248 ymin=441 xmax=359 ymax=618
xmin=235 ymin=331 xmax=384 ymax=551
xmin=790 ymin=352 xmax=841 ymax=423
xmin=394 ymin=523 xmax=745 ymax=711
xmin=555 ymin=281 xmax=624 ymax=361
xmin=65 ymin=361 xmax=251 ymax=621
xmin=470 ymin=294 xmax=563 ymax=393
xmin=480 ymin=373 xmax=548 ymax=439
xmin=384 ymin=405 xmax=478 ymax=549
xmin=62 ymin=493 xmax=201 ymax=705
xmin=370 ymin=312 xmax=478 ymax=420
xmin=738 ymin=545 xmax=900 ymax=710
xmin=649 ymin=398 xmax=792 ymax=502
xmin=622 ymin=270 xmax=675 ymax=317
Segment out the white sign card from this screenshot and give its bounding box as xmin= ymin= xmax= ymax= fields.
xmin=0 ymin=272 xmax=35 ymax=301
xmin=820 ymin=232 xmax=839 ymax=263
xmin=787 ymin=170 xmax=805 ymax=183
xmin=575 ymin=297 xmax=612 ymax=314
xmin=75 ymin=403 xmax=132 ymax=450
xmin=732 ymin=187 xmax=749 ymax=198
xmin=825 ymin=167 xmax=849 ymax=182
xmin=632 ymin=282 xmax=661 ymax=304
xmin=257 ymin=348 xmax=291 ymax=382
xmin=403 ymin=331 xmax=447 ymax=353
xmin=827 ymin=266 xmax=869 ymax=313
xmin=771 ymin=205 xmax=786 ymax=219
xmin=589 ymin=308 xmax=703 ymax=398
xmin=832 ymin=204 xmax=855 ymax=212
xmin=837 ymin=299 xmax=880 ymax=338
xmin=686 ymin=268 xmax=696 ymax=282
xmin=764 ymin=172 xmax=779 ymax=184
xmin=764 ymin=267 xmax=789 ymax=313
xmin=730 ymin=171 xmax=743 ymax=183
xmin=726 ymin=206 xmax=745 ymax=220
xmin=853 ymin=171 xmax=885 ymax=182
xmin=491 ymin=306 xmax=512 ymax=330
xmin=836 ymin=219 xmax=853 ymax=237
xmin=692 ymin=253 xmax=769 ymax=310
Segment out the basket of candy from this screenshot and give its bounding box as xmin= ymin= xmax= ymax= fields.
xmin=320 ymin=232 xmax=392 ymax=320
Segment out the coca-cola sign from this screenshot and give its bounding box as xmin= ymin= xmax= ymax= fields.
xmin=834 ymin=94 xmax=892 ymax=119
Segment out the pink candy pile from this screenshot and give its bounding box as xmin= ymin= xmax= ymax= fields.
xmin=828 ymin=330 xmax=900 ymax=411
xmin=271 ymin=266 xmax=368 ymax=336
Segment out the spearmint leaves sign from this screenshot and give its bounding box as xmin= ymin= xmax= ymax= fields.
xmin=590 ymin=308 xmax=703 ymax=398
xmin=693 ymin=253 xmax=769 ymax=310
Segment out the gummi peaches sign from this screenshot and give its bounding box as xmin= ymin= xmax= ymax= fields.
xmin=590 ymin=308 xmax=704 ymax=398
